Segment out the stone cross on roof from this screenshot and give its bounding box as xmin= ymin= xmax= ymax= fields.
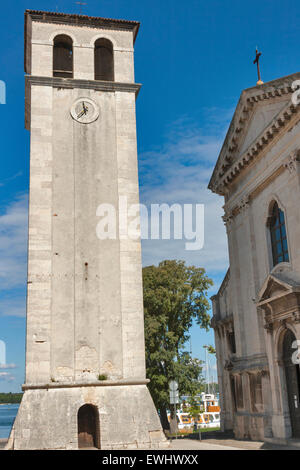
xmin=253 ymin=48 xmax=263 ymax=85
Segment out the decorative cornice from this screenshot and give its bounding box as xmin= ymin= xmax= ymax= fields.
xmin=284 ymin=149 xmax=300 ymax=173
xmin=260 ymin=303 xmax=300 ymax=330
xmin=212 ymin=314 xmax=234 ymax=330
xmin=217 ymin=102 xmax=298 ymax=193
xmin=209 ymin=73 xmax=300 ymax=195
xmin=25 ymin=10 xmax=140 ymax=43
xmin=222 ymin=145 xmax=300 ymax=222
xmin=223 ymin=146 xmax=299 ymax=221
xmin=257 ymin=288 xmax=300 ymax=307
xmin=25 ymin=75 xmax=142 ymax=96
xmin=238 ymin=195 xmax=251 ymax=211
xmin=227 ymin=353 xmax=268 ymax=373
xmin=222 ymin=194 xmax=251 ymax=225
xmin=25 ymin=76 xmax=141 ymax=130
xmin=222 ymin=214 xmax=233 ymax=227
xmin=22 ymin=378 xmax=149 ymax=391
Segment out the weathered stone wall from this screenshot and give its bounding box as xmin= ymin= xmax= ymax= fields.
xmin=25 ymin=83 xmax=146 ymax=385
xmin=9 ymin=384 xmax=166 ymax=450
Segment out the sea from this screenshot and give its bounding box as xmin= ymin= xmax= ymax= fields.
xmin=0 ymin=404 xmax=19 ymax=439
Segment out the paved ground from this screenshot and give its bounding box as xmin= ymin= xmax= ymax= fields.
xmin=0 ymin=438 xmax=242 ymax=451
xmin=1 ymin=436 xmax=299 ymax=450
xmin=169 ymin=438 xmax=243 ymax=450
xmin=169 ymin=437 xmax=300 ymax=450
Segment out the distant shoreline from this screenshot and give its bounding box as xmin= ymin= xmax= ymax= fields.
xmin=0 ymin=393 xmax=23 ymax=405
xmin=0 ymin=403 xmax=19 ymax=406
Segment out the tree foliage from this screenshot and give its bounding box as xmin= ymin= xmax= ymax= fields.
xmin=188 ymin=394 xmax=204 ymax=421
xmin=207 ymin=345 xmax=216 ymax=355
xmin=143 ymin=260 xmax=213 ymax=428
xmin=0 ymin=393 xmax=23 ymax=404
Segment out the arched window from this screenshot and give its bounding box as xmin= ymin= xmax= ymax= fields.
xmin=228 ymin=329 xmax=236 ymax=354
xmin=282 ymin=329 xmax=300 ymax=437
xmin=249 ymin=373 xmax=263 ymax=413
xmin=269 ymin=202 xmax=289 ymax=266
xmin=94 ymin=38 xmax=114 ymax=81
xmin=234 ymin=374 xmax=244 ymax=410
xmin=53 ymin=35 xmax=73 ymax=78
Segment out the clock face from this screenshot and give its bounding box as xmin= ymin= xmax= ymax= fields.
xmin=70 ymin=98 xmax=99 ymax=124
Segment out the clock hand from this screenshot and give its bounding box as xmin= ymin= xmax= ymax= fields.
xmin=76 ymin=102 xmax=90 ymax=119
xmin=77 ymin=109 xmax=85 ymax=119
xmin=83 ymin=102 xmax=89 ymax=115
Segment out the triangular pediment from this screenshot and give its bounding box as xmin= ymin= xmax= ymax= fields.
xmin=257 ymin=272 xmax=300 ymax=305
xmin=208 ymin=72 xmax=300 ymax=195
xmin=239 ymin=99 xmax=289 ymax=155
xmin=258 ymin=276 xmax=290 ymax=303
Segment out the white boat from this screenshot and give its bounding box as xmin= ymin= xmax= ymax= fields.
xmin=197 ymin=393 xmax=220 ymax=429
xmin=167 ymin=393 xmax=220 ymax=432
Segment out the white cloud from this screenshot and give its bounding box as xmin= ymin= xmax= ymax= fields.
xmin=0 ymin=364 xmax=17 ymax=370
xmin=0 ymin=194 xmax=28 ymax=291
xmin=0 ymin=297 xmax=26 ymax=318
xmin=0 ymin=171 xmax=22 ymax=188
xmin=139 ymin=112 xmax=230 ymax=277
xmin=0 ymin=194 xmax=28 ymax=317
xmin=0 ymin=371 xmax=15 ymax=382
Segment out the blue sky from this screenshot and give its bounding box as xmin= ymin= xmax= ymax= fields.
xmin=1 ymin=0 xmax=300 ymax=392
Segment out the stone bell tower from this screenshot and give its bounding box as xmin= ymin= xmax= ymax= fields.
xmin=7 ymin=10 xmax=166 ymax=450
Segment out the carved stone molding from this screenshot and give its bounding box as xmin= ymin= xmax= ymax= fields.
xmin=260 ymin=370 xmax=270 ymax=378
xmin=212 ymin=314 xmax=234 ymax=329
xmin=284 ymin=150 xmax=300 ymax=174
xmin=224 ymin=359 xmax=234 ymax=371
xmin=220 ymin=102 xmax=299 ymax=187
xmin=238 ymin=195 xmax=251 ymax=212
xmin=292 ymin=311 xmax=300 ymax=324
xmin=280 ymin=319 xmax=287 ymax=330
xmin=222 ymin=212 xmax=234 ymax=226
xmin=225 ymin=354 xmax=268 ymax=373
xmin=264 ymin=322 xmax=273 ymax=333
xmin=223 ymin=194 xmax=250 ymax=226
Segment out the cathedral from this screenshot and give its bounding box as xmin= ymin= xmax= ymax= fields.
xmin=209 ymin=69 xmax=300 ymax=444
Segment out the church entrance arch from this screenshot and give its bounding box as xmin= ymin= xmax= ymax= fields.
xmin=282 ymin=329 xmax=300 ymax=438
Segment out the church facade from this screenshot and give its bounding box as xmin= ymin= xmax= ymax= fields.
xmin=209 ymin=73 xmax=300 ymax=443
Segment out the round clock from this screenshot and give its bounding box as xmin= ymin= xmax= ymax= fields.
xmin=70 ymin=98 xmax=99 ymax=124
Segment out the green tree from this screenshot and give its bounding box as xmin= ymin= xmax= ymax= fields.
xmin=0 ymin=393 xmax=23 ymax=404
xmin=207 ymin=345 xmax=216 ymax=355
xmin=188 ymin=393 xmax=203 ymax=425
xmin=143 ymin=260 xmax=213 ymax=429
